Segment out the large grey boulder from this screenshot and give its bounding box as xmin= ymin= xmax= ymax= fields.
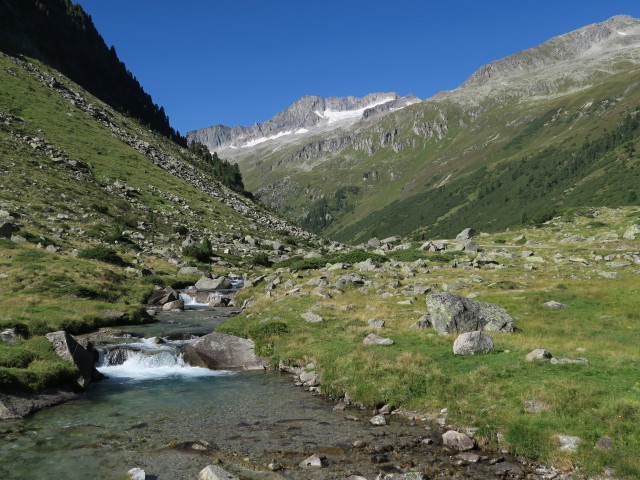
xmin=45 ymin=331 xmax=101 ymax=389
xmin=426 ymin=292 xmax=514 ymax=334
xmin=453 ymin=331 xmax=494 ymax=355
xmin=195 ymin=275 xmax=232 ymax=290
xmin=456 ymin=228 xmax=476 ymax=242
xmin=184 ymin=332 xmax=268 ymax=370
xmin=147 ymin=286 xmax=179 ymax=306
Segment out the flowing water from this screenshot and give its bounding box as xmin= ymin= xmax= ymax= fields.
xmin=0 ymin=308 xmax=519 ymax=480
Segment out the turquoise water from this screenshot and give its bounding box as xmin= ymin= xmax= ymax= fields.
xmin=0 ymin=311 xmax=377 ymax=479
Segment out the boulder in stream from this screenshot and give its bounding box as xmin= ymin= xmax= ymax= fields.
xmin=184 ymin=332 xmax=268 ymax=370
xmin=45 ymin=331 xmax=102 ymax=389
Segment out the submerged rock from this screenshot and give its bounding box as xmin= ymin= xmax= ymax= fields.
xmin=426 ymin=292 xmax=514 ymax=334
xmin=184 ymin=332 xmax=268 ymax=370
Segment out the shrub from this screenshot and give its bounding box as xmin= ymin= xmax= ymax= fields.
xmin=251 ymin=253 xmax=272 ymax=267
xmin=77 ymin=246 xmax=123 ymax=265
xmin=529 ymin=207 xmax=558 ymax=226
xmin=182 ymin=238 xmax=212 ymax=263
xmin=91 ymin=203 xmax=109 ymax=214
xmin=249 ymin=322 xmax=289 ymax=356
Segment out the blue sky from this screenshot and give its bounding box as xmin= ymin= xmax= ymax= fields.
xmin=76 ymin=1 xmax=640 ymax=135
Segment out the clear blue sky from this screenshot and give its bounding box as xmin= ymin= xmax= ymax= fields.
xmin=76 ymin=1 xmax=640 ymax=135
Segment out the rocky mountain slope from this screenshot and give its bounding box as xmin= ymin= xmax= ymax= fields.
xmin=187 ymin=92 xmax=420 ymax=152
xmin=192 ymin=15 xmax=640 ymax=244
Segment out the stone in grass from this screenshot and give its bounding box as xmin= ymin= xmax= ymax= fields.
xmin=550 ymin=357 xmax=589 ymax=365
xmin=198 ymin=465 xmax=239 ymax=480
xmin=370 ymin=414 xmax=387 ymax=426
xmin=556 ymin=434 xmax=581 ymax=451
xmin=544 ymin=301 xmax=567 ymax=309
xmin=442 ymin=430 xmax=475 ymax=451
xmin=363 ymin=333 xmax=394 ymax=346
xmin=409 ymin=315 xmax=431 ymax=330
xmin=301 ymin=312 xmax=324 ymax=323
xmin=595 ymin=436 xmax=613 ymax=450
xmin=453 ymin=331 xmax=494 ymax=355
xmin=523 ymin=400 xmax=551 ymax=413
xmin=525 ymin=349 xmax=553 ymax=362
xmin=368 ymin=318 xmax=386 ymax=329
xmin=299 ymin=454 xmax=324 ymax=468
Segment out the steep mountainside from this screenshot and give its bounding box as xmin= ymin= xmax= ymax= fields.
xmin=0 ymin=0 xmax=182 ymax=142
xmin=192 ymin=15 xmax=640 ymax=244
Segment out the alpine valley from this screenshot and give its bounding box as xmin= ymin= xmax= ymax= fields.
xmin=1 ymin=3 xmax=640 ymax=480
xmin=189 ymin=15 xmax=640 ymax=244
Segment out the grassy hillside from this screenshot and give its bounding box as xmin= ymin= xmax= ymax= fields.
xmin=0 ymin=51 xmax=318 ymax=392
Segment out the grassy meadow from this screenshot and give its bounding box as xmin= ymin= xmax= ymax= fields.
xmin=218 ymin=207 xmax=640 ymax=477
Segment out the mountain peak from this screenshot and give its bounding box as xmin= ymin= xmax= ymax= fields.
xmin=187 ymin=92 xmax=420 ymax=152
xmin=461 ymin=14 xmax=640 ymax=89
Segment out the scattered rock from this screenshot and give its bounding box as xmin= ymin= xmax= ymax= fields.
xmin=363 ymin=333 xmax=394 ymax=346
xmin=426 ymin=292 xmax=514 ymax=334
xmin=622 ymin=224 xmax=640 ymax=240
xmin=162 ymin=299 xmax=184 ymax=311
xmin=523 ymin=400 xmax=551 ymax=413
xmin=556 ymin=434 xmax=581 ymax=451
xmin=299 ymin=371 xmax=321 ymax=387
xmin=595 ymin=436 xmax=613 ymax=450
xmin=442 ymin=430 xmax=475 ymax=451
xmin=184 ymin=332 xmax=268 ymax=370
xmin=0 ymin=328 xmax=17 ymax=344
xmin=370 ymin=414 xmax=387 ymax=426
xmin=550 ymin=357 xmax=589 ymax=365
xmin=456 ymin=452 xmax=481 ymax=463
xmin=493 ymin=462 xmax=524 ymax=477
xmin=299 ymin=454 xmax=324 ymax=468
xmin=197 ymin=465 xmax=239 ymax=480
xmin=368 ymin=318 xmax=385 ymax=329
xmin=127 ymin=468 xmax=145 ymax=480
xmin=195 ymin=275 xmax=232 ymax=290
xmin=453 ymin=331 xmax=494 ymax=355
xmin=525 ymin=349 xmax=553 ymax=362
xmin=456 ymin=227 xmax=476 ymax=242
xmin=301 ymin=312 xmax=324 ymax=323
xmin=544 ymin=301 xmax=567 ymax=309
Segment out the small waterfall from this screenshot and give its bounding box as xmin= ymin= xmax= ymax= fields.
xmin=96 ymin=340 xmax=230 ymax=381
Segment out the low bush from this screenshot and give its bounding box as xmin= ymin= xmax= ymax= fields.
xmin=251 ymin=253 xmax=272 ymax=267
xmin=77 ymin=246 xmax=123 ymax=265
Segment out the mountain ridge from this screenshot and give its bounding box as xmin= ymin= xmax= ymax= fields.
xmin=187 ymin=92 xmax=420 ymax=152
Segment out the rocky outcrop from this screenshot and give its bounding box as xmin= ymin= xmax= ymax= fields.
xmin=426 ymin=292 xmax=514 ymax=334
xmin=184 ymin=332 xmax=268 ymax=370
